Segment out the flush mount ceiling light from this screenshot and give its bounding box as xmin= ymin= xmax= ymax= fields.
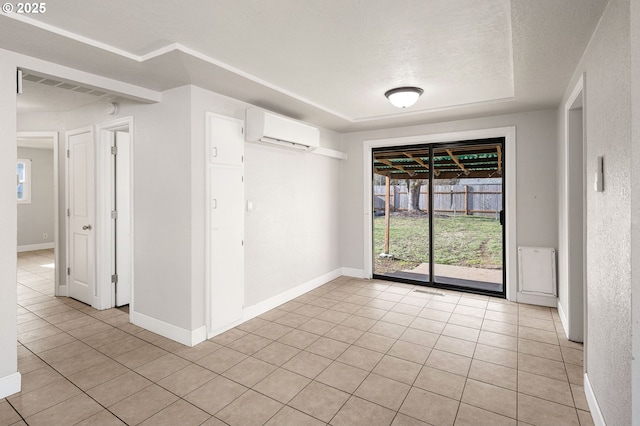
xmin=385 ymin=86 xmax=424 ymax=108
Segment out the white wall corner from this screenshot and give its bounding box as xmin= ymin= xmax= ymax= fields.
xmin=130 ymin=310 xmax=206 ymax=347
xmin=557 ymin=299 xmax=570 ymax=339
xmin=241 ymin=268 xmax=343 ymax=326
xmin=584 ymin=373 xmax=606 ymax=426
xmin=341 ymin=267 xmax=367 ymax=279
xmin=0 ymin=372 xmax=21 ymax=399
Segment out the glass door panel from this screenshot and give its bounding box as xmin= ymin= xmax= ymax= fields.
xmin=373 ymin=149 xmax=430 ymax=283
xmin=432 ymin=144 xmax=504 ymax=293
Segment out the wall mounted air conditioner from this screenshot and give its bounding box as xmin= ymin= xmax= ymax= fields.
xmin=245 ymin=108 xmax=320 ymax=152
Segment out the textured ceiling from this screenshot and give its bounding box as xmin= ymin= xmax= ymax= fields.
xmin=3 ymin=0 xmax=609 ymax=131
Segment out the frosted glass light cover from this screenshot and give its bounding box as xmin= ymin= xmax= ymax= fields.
xmin=385 ymin=87 xmax=423 ymax=108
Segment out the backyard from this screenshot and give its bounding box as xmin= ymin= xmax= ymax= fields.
xmin=374 ymin=213 xmax=502 ymax=274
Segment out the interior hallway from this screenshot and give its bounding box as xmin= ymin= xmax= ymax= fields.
xmin=3 ymin=250 xmax=590 ymax=425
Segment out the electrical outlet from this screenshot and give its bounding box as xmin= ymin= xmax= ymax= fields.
xmin=43 ymin=233 xmax=48 ymax=239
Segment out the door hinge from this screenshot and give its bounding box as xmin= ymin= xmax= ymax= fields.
xmin=17 ymin=69 xmax=22 ymax=94
xmin=111 ymin=146 xmax=118 ymax=156
xmin=111 ymin=274 xmax=118 ymax=284
xmin=67 ymin=208 xmax=70 ymax=217
xmin=67 ymin=267 xmax=71 ymax=275
xmin=66 ymin=149 xmax=70 ymax=158
xmin=111 ymin=210 xmax=118 ymax=219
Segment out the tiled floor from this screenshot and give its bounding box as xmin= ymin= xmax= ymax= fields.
xmin=4 ymin=250 xmax=592 ymax=425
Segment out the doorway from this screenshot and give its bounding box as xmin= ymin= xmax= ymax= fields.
xmin=372 ymin=139 xmax=505 ymax=297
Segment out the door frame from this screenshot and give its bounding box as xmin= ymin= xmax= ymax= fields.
xmin=96 ymin=117 xmax=134 ymax=310
xmin=16 ymin=131 xmax=60 ymax=294
xmin=363 ymin=127 xmax=518 ymax=301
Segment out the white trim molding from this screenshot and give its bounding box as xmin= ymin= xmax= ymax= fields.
xmin=130 ymin=310 xmax=206 ymax=347
xmin=341 ymin=267 xmax=367 ymax=279
xmin=0 ymin=372 xmax=21 ymax=399
xmin=17 ymin=242 xmax=55 ymax=252
xmin=584 ymin=373 xmax=606 ymax=426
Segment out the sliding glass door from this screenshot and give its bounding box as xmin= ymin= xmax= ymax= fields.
xmin=372 ymin=139 xmax=505 ymax=296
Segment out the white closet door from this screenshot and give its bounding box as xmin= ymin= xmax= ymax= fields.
xmin=209 ymin=166 xmax=244 ymax=329
xmin=207 ymin=114 xmax=244 ymax=166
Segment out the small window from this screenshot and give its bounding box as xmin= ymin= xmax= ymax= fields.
xmin=17 ymin=159 xmax=31 ymax=204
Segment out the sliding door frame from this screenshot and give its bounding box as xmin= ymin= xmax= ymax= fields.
xmin=363 ymin=127 xmax=517 ymax=301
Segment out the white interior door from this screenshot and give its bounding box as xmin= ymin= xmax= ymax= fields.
xmin=115 ymin=131 xmax=131 ymax=306
xmin=67 ymin=127 xmax=95 ymax=305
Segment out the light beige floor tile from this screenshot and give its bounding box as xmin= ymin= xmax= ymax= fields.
xmin=139 ymin=400 xmax=210 ymax=426
xmin=341 ymin=314 xmax=378 ymax=331
xmin=561 ymin=346 xmax=584 ymax=366
xmin=253 ymin=341 xmax=300 ymax=366
xmin=336 ymin=345 xmax=384 ymax=371
xmin=157 ymin=364 xmax=217 ymax=396
xmin=295 ymin=304 xmax=328 ymax=317
xmin=518 ymin=338 xmax=563 ymax=362
xmin=418 ymin=307 xmax=452 ymax=322
xmin=282 ymin=350 xmax=332 ymax=379
xmin=372 ymin=354 xmax=422 ymax=385
xmin=455 ymin=402 xmax=516 ymax=426
xmin=518 ymin=371 xmax=574 ymax=407
xmin=565 ymin=363 xmax=584 ymax=386
xmin=16 ymin=355 xmax=48 ymax=374
xmin=208 ymin=328 xmax=248 ymax=346
xmin=518 ymin=352 xmax=567 ymax=381
xmin=316 ymin=309 xmax=351 ymax=323
xmin=425 ymin=349 xmax=471 ymax=376
xmin=517 ymin=393 xmax=579 ymax=425
xmin=354 ymin=331 xmax=396 ymax=353
xmin=414 ymin=366 xmax=466 ymax=400
xmin=325 ymin=324 xmax=365 ymax=344
xmin=9 ymin=378 xmax=81 ymax=418
xmin=95 ymin=335 xmax=147 ymax=359
xmin=518 ymin=316 xmax=556 ymax=332
xmin=74 ymin=409 xmax=126 ymax=425
xmin=222 ymin=356 xmax=277 ymax=387
xmin=462 ymin=379 xmax=517 ymax=418
xmin=0 ymin=400 xmax=21 ymax=425
xmin=316 ymin=361 xmax=368 ymax=393
xmin=478 ymin=329 xmax=518 ymax=351
xmin=289 ymin=381 xmax=350 ymax=423
xmin=109 ymin=384 xmax=178 ymax=425
xmin=399 ymin=328 xmax=439 ymax=347
xmin=468 ymin=359 xmax=517 ymax=390
xmin=306 ymin=336 xmax=350 ymax=359
xmin=216 ymin=390 xmax=283 ymax=425
xmin=184 ymin=375 xmax=248 ymax=415
xmin=484 ymin=310 xmax=518 ymax=325
xmin=571 ymin=384 xmax=589 ymax=411
xmin=355 ymin=306 xmax=389 ymax=320
xmin=382 ymin=311 xmax=416 ymax=327
xmin=86 ymin=370 xmax=151 ymax=407
xmin=331 ymin=395 xmax=396 ymax=426
xmin=410 ymin=317 xmax=447 ymax=334
xmin=21 ymin=332 xmax=77 ymax=354
xmin=195 ymin=346 xmax=248 ymax=373
xmin=253 ymin=322 xmax=294 ymax=340
xmin=442 ymin=323 xmax=480 ymax=342
xmin=227 ymin=333 xmax=272 ymax=355
xmin=114 ymin=343 xmax=167 ymax=370
xmin=481 ymin=319 xmax=518 ymax=336
xmin=278 ymin=329 xmax=320 ymax=349
xmin=24 ymin=393 xmax=102 ymax=426
xmin=519 ymin=326 xmax=559 ymax=345
xmin=135 ymin=353 xmax=191 ymax=382
xmin=400 ymin=387 xmax=459 ymax=425
xmin=298 ymin=317 xmax=336 ymax=335
xmin=391 ymin=413 xmax=431 ymax=425
xmin=577 ymin=409 xmax=595 ymax=426
xmin=67 ymin=358 xmax=129 ymax=391
xmin=174 ymin=340 xmax=223 ymax=361
xmin=274 ymin=312 xmax=312 ymax=328
xmin=448 ymin=313 xmax=484 ymax=329
xmin=253 ymin=368 xmax=311 ymax=403
xmin=354 ymin=373 xmax=411 ymax=410
xmin=387 ymin=340 xmax=432 ymax=364
xmin=264 ymin=406 xmax=325 ymax=426
xmin=392 ymin=302 xmax=423 ymax=315
xmin=435 ymin=335 xmax=477 ymax=357
xmin=19 ymin=365 xmax=62 ymax=393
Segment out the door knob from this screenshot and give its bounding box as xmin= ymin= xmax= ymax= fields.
xmin=82 ymin=225 xmax=92 ymax=230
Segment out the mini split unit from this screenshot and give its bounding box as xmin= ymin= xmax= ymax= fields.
xmin=245 ymin=108 xmax=320 ymax=151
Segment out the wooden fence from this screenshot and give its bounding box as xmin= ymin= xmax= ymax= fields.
xmin=374 ymin=184 xmax=502 ymax=217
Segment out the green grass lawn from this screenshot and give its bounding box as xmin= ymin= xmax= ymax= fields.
xmin=374 ymin=213 xmax=502 ymax=273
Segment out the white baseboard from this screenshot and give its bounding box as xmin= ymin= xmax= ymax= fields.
xmin=341 ymin=267 xmax=366 ymax=278
xmin=17 ymin=243 xmax=55 ymax=252
xmin=557 ymin=300 xmax=570 ymax=339
xmin=0 ymin=372 xmax=21 ymax=399
xmin=516 ymin=291 xmax=557 ymax=307
xmin=584 ymin=373 xmax=606 ymax=426
xmin=130 ymin=310 xmax=206 ymax=347
xmin=242 ymin=268 xmax=343 ymax=322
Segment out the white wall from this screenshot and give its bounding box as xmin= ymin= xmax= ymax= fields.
xmin=17 ymin=147 xmax=55 ymax=247
xmin=339 ymin=110 xmax=559 ymax=278
xmin=558 ymin=0 xmax=633 ymax=424
xmin=0 ymin=50 xmax=20 ymax=398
